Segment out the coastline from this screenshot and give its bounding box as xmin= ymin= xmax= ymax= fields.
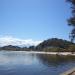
xmin=6 ymin=51 xmax=75 ymax=56
xmin=60 ymin=67 xmax=75 ymax=75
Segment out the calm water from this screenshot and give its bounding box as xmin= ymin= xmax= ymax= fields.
xmin=0 ymin=51 xmax=75 ymax=75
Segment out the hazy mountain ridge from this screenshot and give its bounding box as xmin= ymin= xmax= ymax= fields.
xmin=0 ymin=36 xmax=42 ymax=47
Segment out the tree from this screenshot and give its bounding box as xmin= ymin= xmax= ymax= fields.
xmin=67 ymin=0 xmax=75 ymax=42
xmin=68 ymin=45 xmax=75 ymax=52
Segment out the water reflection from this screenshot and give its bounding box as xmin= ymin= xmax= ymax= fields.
xmin=38 ymin=54 xmax=75 ymax=67
xmin=0 ymin=51 xmax=37 ymax=65
xmin=37 ymin=54 xmax=75 ymax=75
xmin=0 ymin=51 xmax=75 ymax=75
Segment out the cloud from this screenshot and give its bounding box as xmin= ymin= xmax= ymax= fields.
xmin=0 ymin=36 xmax=42 ymax=47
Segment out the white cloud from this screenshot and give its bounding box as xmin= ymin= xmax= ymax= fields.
xmin=0 ymin=36 xmax=42 ymax=47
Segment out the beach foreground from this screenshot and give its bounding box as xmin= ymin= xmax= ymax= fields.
xmin=20 ymin=51 xmax=75 ymax=56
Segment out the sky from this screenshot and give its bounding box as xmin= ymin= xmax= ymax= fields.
xmin=0 ymin=0 xmax=71 ymax=46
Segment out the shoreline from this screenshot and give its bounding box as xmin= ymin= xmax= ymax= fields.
xmin=60 ymin=67 xmax=75 ymax=75
xmin=2 ymin=50 xmax=75 ymax=56
xmin=24 ymin=51 xmax=75 ymax=56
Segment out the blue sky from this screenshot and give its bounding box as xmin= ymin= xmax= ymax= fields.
xmin=0 ymin=0 xmax=71 ymax=41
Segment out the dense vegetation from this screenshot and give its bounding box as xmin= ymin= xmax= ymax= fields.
xmin=36 ymin=38 xmax=75 ymax=52
xmin=0 ymin=38 xmax=75 ymax=52
xmin=67 ymin=0 xmax=75 ymax=42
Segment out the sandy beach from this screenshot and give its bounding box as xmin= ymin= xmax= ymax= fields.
xmin=20 ymin=51 xmax=75 ymax=56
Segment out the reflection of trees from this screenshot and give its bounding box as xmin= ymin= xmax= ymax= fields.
xmin=37 ymin=54 xmax=75 ymax=67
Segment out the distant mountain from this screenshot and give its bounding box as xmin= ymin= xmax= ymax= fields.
xmin=0 ymin=45 xmax=31 ymax=51
xmin=0 ymin=36 xmax=42 ymax=47
xmin=1 ymin=45 xmax=21 ymax=51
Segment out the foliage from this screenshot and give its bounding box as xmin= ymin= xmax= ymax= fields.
xmin=67 ymin=0 xmax=75 ymax=42
xmin=43 ymin=47 xmax=64 ymax=52
xmin=68 ymin=44 xmax=75 ymax=52
xmin=36 ymin=38 xmax=74 ymax=51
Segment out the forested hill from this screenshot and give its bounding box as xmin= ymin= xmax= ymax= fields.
xmin=36 ymin=38 xmax=75 ymax=52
